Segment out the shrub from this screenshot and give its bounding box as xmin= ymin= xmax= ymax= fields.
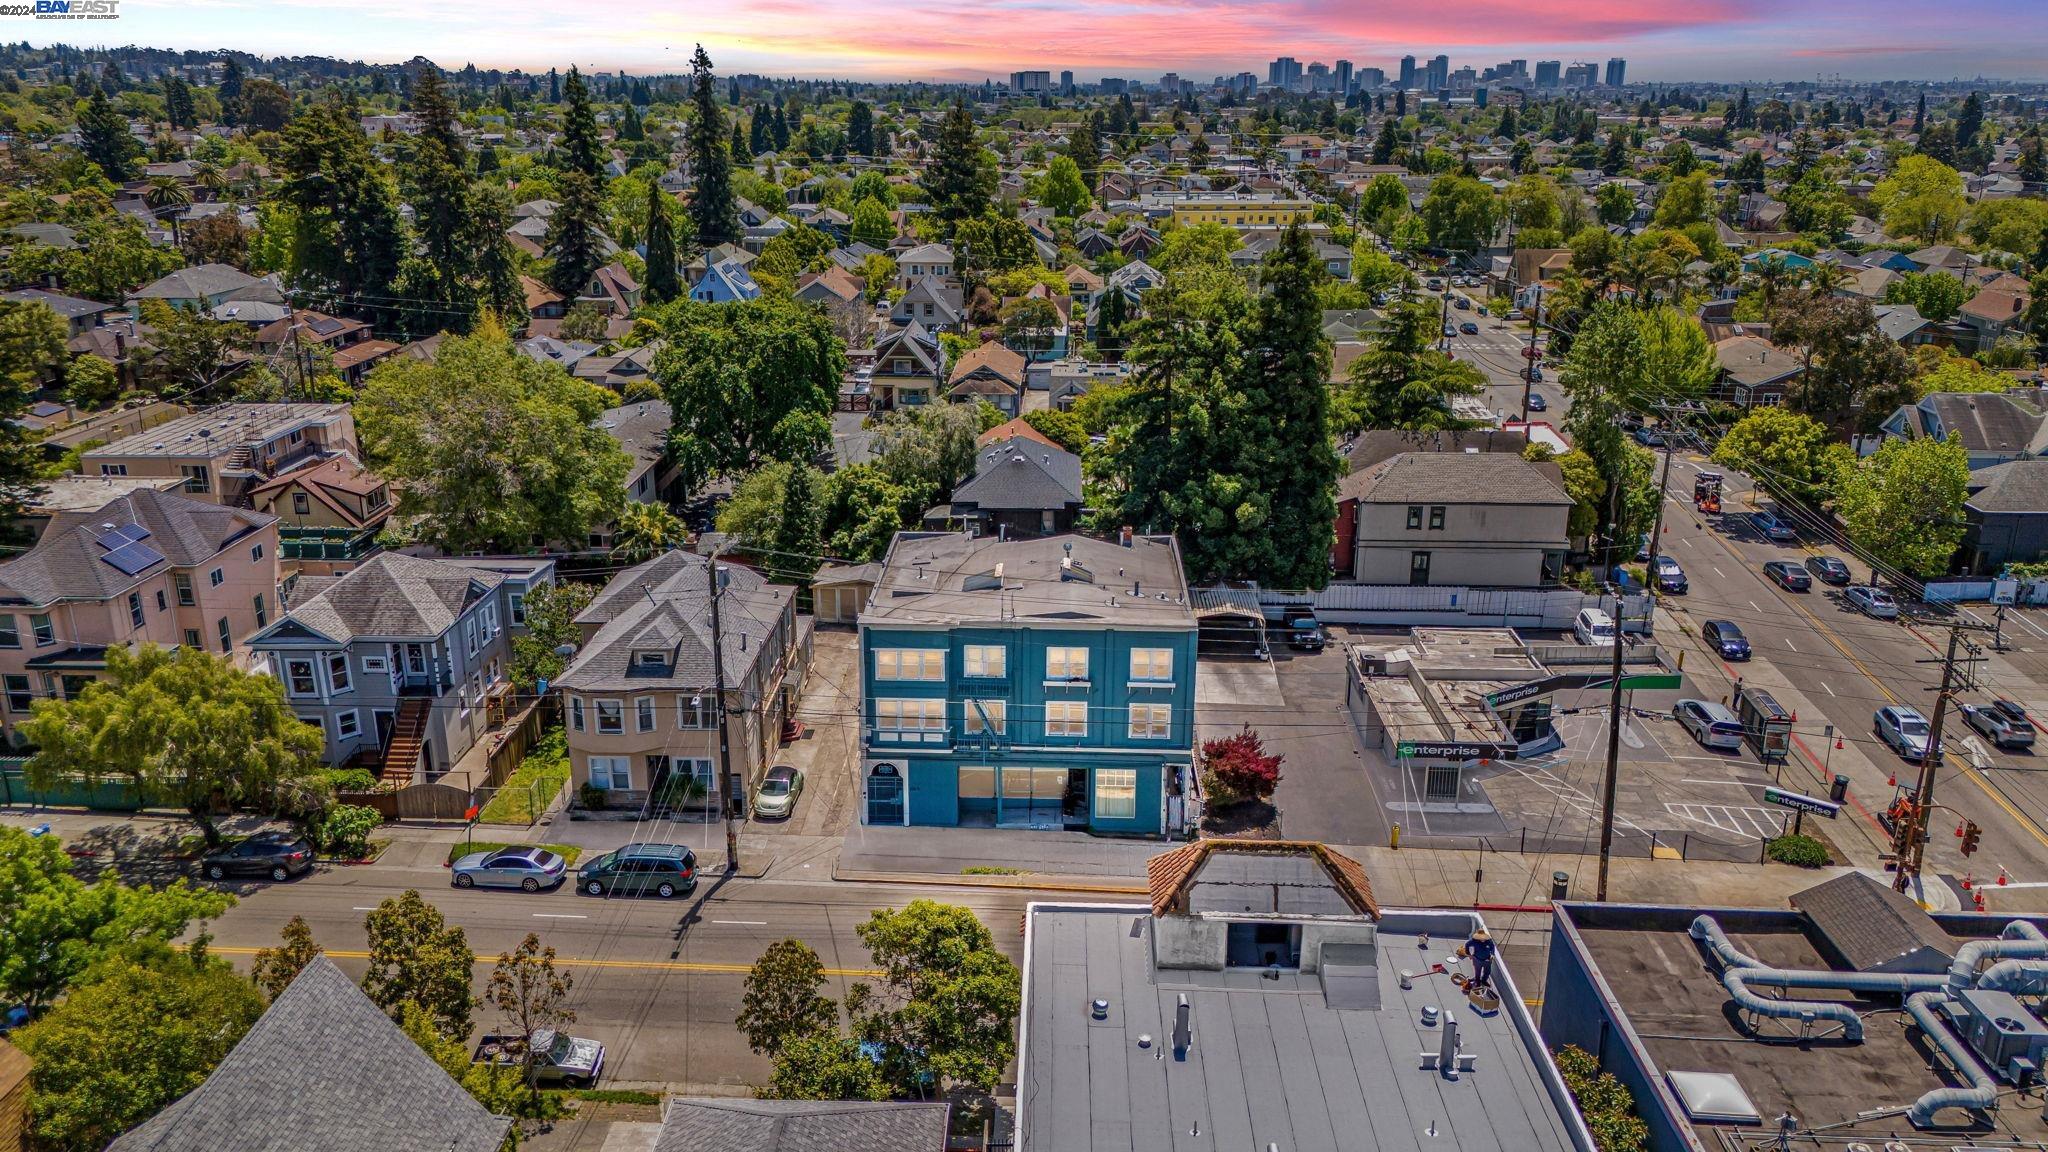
xmin=1766 ymin=833 xmax=1830 ymax=868
xmin=1201 ymin=727 xmax=1283 ymax=803
xmin=319 ymin=804 xmax=383 ymax=858
xmin=321 ymin=767 xmax=377 ymax=794
xmin=578 ymin=782 xmax=608 ymax=810
xmin=1554 ymin=1044 xmax=1649 ymax=1152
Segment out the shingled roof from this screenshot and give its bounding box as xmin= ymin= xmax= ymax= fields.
xmin=107 ymin=955 xmax=509 ymax=1152
xmin=653 ymin=1099 xmax=950 ymax=1152
xmin=1146 ymin=840 xmax=1381 ymax=920
xmin=263 ymin=552 xmax=501 ymax=643
xmin=0 ymin=487 xmax=273 ymax=607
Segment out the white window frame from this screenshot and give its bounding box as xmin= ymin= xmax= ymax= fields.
xmin=174 ymin=573 xmax=194 ymax=606
xmin=874 ymin=648 xmax=945 ymax=681
xmin=589 ymin=755 xmax=632 ymax=790
xmin=284 ymin=658 xmax=318 ymax=696
xmin=1095 ymin=768 xmax=1138 ymax=819
xmin=634 ymin=695 xmax=657 ymax=733
xmin=336 ymin=710 xmax=361 ymax=740
xmin=326 ymin=652 xmax=351 ymax=694
xmin=209 ymin=568 xmax=224 ymax=588
xmin=678 ymin=695 xmax=711 ymax=729
xmin=0 ymin=615 xmax=17 ymax=649
xmin=1128 ymin=703 xmax=1172 ymax=740
xmin=1046 ymin=647 xmax=1089 ymax=683
xmin=874 ymin=698 xmax=947 ymax=742
xmin=361 ymin=654 xmax=389 ymax=674
xmin=30 ymin=614 xmax=53 ymax=647
xmin=595 ymin=699 xmax=624 ymax=735
xmin=250 ymin=542 xmax=264 ymax=562
xmin=1130 ymin=647 xmax=1174 ymax=683
xmin=509 ymin=591 xmax=526 ymax=625
xmin=127 ymin=591 xmax=144 ymax=629
xmin=963 ymin=699 xmax=1006 ymax=736
xmin=962 ymin=644 xmax=1006 ymax=678
xmin=1046 ymin=700 xmax=1088 ymax=737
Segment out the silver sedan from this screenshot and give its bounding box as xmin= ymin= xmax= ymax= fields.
xmin=451 ymin=847 xmax=567 ymax=892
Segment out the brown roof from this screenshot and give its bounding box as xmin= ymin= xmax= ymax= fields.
xmin=331 ymin=339 xmax=399 ymax=371
xmin=521 ymin=275 xmax=564 ymax=312
xmin=947 ymin=341 xmax=1027 ymax=388
xmin=1146 ymin=839 xmax=1381 ymax=919
xmin=1960 ymin=288 xmax=2028 ymax=323
xmin=249 ymin=455 xmax=390 ymax=528
xmin=977 ymin=416 xmax=1058 ymax=450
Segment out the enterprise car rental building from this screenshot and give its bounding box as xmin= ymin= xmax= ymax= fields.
xmin=857 ymin=531 xmax=1198 ymax=835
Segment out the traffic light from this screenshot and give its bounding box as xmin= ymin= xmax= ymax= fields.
xmin=1962 ymin=821 xmax=1983 ymax=856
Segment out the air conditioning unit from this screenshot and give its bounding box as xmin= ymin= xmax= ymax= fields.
xmin=1957 ymin=989 xmax=2048 ymax=1080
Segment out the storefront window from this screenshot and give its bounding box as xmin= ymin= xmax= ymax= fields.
xmin=1095 ymin=769 xmax=1138 ymax=819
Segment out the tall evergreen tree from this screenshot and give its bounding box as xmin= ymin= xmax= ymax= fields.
xmin=547 ymin=67 xmax=560 ymax=104
xmin=847 ymin=100 xmax=874 ymax=156
xmin=278 ymin=98 xmax=407 ymax=322
xmin=643 ymin=181 xmax=680 ymax=305
xmin=410 ymin=64 xmax=463 ymax=164
xmin=771 ymin=97 xmax=791 ymax=152
xmin=750 ymin=105 xmax=771 ymax=155
xmin=218 ymin=55 xmax=244 ymax=121
xmin=544 ymin=169 xmax=607 ymax=298
xmin=1912 ymin=92 xmax=1926 ymax=135
xmin=1066 ymin=114 xmax=1100 ymax=191
xmin=1247 ymin=222 xmax=1338 ymax=589
xmin=559 ymin=66 xmax=603 ymax=179
xmin=401 ymin=64 xmax=477 ymax=328
xmin=76 ymin=85 xmax=138 ymax=181
xmin=685 ymin=45 xmax=741 ymax=248
xmin=731 ymin=119 xmax=749 ymax=161
xmin=467 ymin=183 xmax=527 ymax=327
xmin=923 ymin=101 xmax=993 ymax=226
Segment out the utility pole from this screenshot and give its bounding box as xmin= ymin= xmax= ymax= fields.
xmin=1894 ymin=625 xmax=1983 ymax=892
xmin=706 ymin=548 xmax=739 ymax=874
xmin=1596 ymin=484 xmax=1628 ymax=902
xmin=1519 ymin=285 xmax=1542 ymax=422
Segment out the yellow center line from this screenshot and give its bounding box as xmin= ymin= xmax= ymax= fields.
xmin=1691 ymin=500 xmax=2048 ymax=852
xmin=210 ymin=945 xmax=881 ymax=979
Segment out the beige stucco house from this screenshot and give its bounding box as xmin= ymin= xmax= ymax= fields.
xmin=1337 ymin=452 xmax=1572 ymax=587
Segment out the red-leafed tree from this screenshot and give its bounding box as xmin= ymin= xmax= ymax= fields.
xmin=1202 ymin=726 xmax=1283 ymax=804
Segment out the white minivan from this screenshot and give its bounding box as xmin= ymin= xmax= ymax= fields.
xmin=1574 ymin=608 xmax=1616 ymax=646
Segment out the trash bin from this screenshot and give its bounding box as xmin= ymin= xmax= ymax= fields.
xmin=1551 ymin=871 xmax=1570 ymax=900
xmin=1830 ymin=774 xmax=1849 ymax=803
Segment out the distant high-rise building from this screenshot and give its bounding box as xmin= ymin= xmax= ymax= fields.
xmin=1100 ymin=77 xmax=1127 ymax=94
xmin=1268 ymin=56 xmax=1302 ymax=88
xmin=1534 ymin=59 xmax=1561 ymax=88
xmin=1334 ymin=59 xmax=1353 ymax=95
xmin=1424 ymin=55 xmax=1449 ymax=92
xmin=1158 ymin=72 xmax=1180 ymax=93
xmin=1009 ymin=70 xmax=1051 ymax=93
xmin=1233 ymin=72 xmax=1259 ymax=95
xmin=1604 ymin=57 xmax=1627 ymax=87
xmin=1450 ymin=66 xmax=1476 ymax=91
xmin=1060 ymin=69 xmax=1074 ymax=94
xmin=1564 ymin=61 xmax=1598 ymax=88
xmin=1358 ymin=67 xmax=1386 ymax=90
xmin=1509 ymin=59 xmax=1527 ymax=82
xmin=1398 ymin=55 xmax=1417 ymax=89
xmin=1306 ymin=61 xmax=1330 ymax=91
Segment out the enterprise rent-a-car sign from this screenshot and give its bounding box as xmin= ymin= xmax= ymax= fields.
xmin=1395 ymin=740 xmax=1517 ymax=761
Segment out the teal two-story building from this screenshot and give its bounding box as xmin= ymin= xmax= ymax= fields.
xmin=857 ymin=531 xmax=1199 ymax=835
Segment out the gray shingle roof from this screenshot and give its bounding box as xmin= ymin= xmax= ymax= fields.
xmin=107 ymin=955 xmax=509 ymax=1152
xmin=1967 ymin=457 xmax=2048 ymax=514
xmin=953 ymin=439 xmax=1083 ymax=512
xmin=653 ymin=1098 xmax=949 ymax=1152
xmin=1923 ymin=392 xmax=2048 ymax=455
xmin=266 ymin=552 xmax=502 ymax=643
xmin=1343 ymin=452 xmax=1571 ymax=507
xmin=2 ymin=287 xmax=109 ymax=319
xmin=0 ymin=488 xmax=273 ymax=607
xmin=558 ymin=550 xmax=790 ymax=693
xmin=130 ymin=262 xmax=269 ymax=301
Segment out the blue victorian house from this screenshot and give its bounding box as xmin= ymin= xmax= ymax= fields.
xmin=857 ymin=531 xmax=1198 ymax=835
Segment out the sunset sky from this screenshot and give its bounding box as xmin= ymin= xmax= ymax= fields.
xmin=66 ymin=0 xmax=2048 ymax=81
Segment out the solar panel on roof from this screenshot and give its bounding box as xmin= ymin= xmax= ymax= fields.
xmin=94 ymin=522 xmax=153 ymax=549
xmin=100 ymin=542 xmax=166 ymax=575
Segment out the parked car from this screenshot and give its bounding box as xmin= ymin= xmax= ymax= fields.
xmin=1574 ymin=608 xmax=1616 ymax=646
xmin=1631 ymin=426 xmax=1665 ymax=447
xmin=451 ymin=846 xmax=568 ymax=892
xmin=202 ymin=832 xmax=314 ymax=882
xmin=1844 ymin=584 xmax=1900 ymax=619
xmin=1286 ymin=614 xmax=1326 ymax=652
xmin=1875 ymin=705 xmax=1941 ymax=760
xmin=475 ymin=1028 xmax=605 ymax=1087
xmin=1751 ymin=510 xmax=1797 ymax=542
xmin=1653 ymin=554 xmax=1687 ymax=594
xmin=1805 ymin=555 xmax=1852 ymax=585
xmin=1526 ymin=392 xmax=1547 ymax=411
xmin=576 ymin=843 xmax=697 ymax=897
xmin=1673 ymin=699 xmax=1745 ymax=751
xmin=1426 ymin=278 xmax=1444 ymax=291
xmin=1963 ymin=701 xmax=2037 ymax=750
xmin=1763 ymin=561 xmax=1812 ymax=591
xmin=753 ymin=766 xmax=805 ymax=820
xmin=1442 ymin=324 xmax=1459 ymax=338
xmin=1701 ymin=619 xmax=1751 ymax=660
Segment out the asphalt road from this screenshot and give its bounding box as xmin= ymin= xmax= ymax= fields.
xmin=200 ymin=855 xmax=1111 ymax=1092
xmin=1647 ymin=451 xmax=2048 ymax=886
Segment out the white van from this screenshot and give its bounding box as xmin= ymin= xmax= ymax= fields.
xmin=1574 ymin=608 xmax=1616 ymax=646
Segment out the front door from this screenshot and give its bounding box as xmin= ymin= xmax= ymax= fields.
xmin=373 ymin=710 xmax=395 ymax=751
xmin=999 ymin=766 xmax=1065 ymax=827
xmin=1409 ymin=551 xmax=1432 ymax=586
xmin=866 ymin=764 xmax=905 ymax=825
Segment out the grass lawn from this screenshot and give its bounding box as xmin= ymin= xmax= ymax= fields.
xmin=478 ymin=728 xmax=571 ymax=826
xmin=446 ymin=840 xmax=583 ymax=867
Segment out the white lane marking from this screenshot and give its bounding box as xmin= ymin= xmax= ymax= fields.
xmin=1823 ymin=682 xmax=1836 ymax=697
xmin=1714 ymin=566 xmax=1727 ymax=578
xmin=1749 ymin=600 xmax=1761 ymax=613
xmin=1784 ymin=638 xmax=1797 ymax=652
xmin=2011 ymin=611 xmax=2048 ymax=640
xmin=1680 ymin=537 xmax=1694 ymax=549
xmin=352 ymin=906 xmax=378 ymax=911
xmin=712 ymin=919 xmax=769 ymax=926
xmin=532 ymin=913 xmax=587 ymax=919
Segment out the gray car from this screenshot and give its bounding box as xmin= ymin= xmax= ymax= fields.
xmin=451 ymin=846 xmax=567 ymax=892
xmin=1844 ymin=585 xmax=1899 ymax=618
xmin=753 ymin=765 xmax=804 ymax=820
xmin=1673 ymin=699 xmax=1745 ymax=752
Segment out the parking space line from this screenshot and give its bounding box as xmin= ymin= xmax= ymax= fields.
xmin=1823 ymin=682 xmax=1836 ymax=696
xmin=1785 ymin=638 xmax=1796 ymax=652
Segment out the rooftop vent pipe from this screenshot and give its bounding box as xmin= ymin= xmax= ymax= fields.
xmin=1905 ymin=991 xmax=2000 ymax=1126
xmin=1947 ymin=919 xmax=2048 ymax=992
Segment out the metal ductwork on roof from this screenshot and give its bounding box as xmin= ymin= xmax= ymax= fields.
xmin=1905 ymin=991 xmax=2001 ymax=1127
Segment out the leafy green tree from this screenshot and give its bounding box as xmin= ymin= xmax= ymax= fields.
xmin=1837 ymin=436 xmax=1970 ymax=577
xmin=846 ymin=99 xmax=875 ymax=156
xmin=76 ymin=84 xmax=138 ymax=180
xmin=1884 ymin=271 xmax=1970 ymax=323
xmin=1873 ymin=155 xmax=1967 ymax=242
xmin=847 ymin=900 xmax=1021 ymax=1096
xmin=63 ymin=354 xmax=120 ymax=411
xmin=487 ymin=933 xmax=577 ymax=1107
xmin=764 ymin=1033 xmax=889 ymax=1101
xmin=1358 ymin=173 xmax=1406 ymax=229
xmin=400 ymin=65 xmax=478 ymax=329
xmin=278 ymin=98 xmax=406 ymax=319
xmin=686 ymin=46 xmax=741 ymax=247
xmin=870 ymin=401 xmax=995 ymax=508
xmin=139 ymin=298 xmax=247 ymax=399
xmin=643 ymin=181 xmax=680 ymax=305
xmin=1595 ymin=181 xmax=1636 ymax=227
xmin=738 ymin=938 xmax=838 ymax=1057
xmin=1770 ymin=291 xmax=1914 ymax=436
xmin=653 ymin=297 xmax=843 ymax=487
xmin=1915 ymin=351 xmax=2010 ymax=396
xmin=1339 ymin=299 xmax=1485 ymax=433
xmin=544 ymin=169 xmax=609 ymax=299
xmin=251 ymin=915 xmax=324 ymax=1000
xmin=608 ymin=501 xmax=686 ymax=563
xmin=1349 ymin=245 xmax=1409 ymax=295
xmin=923 ymin=101 xmax=995 ymax=226
xmin=237 ymin=78 xmax=292 ymax=132
xmin=1247 ymin=223 xmax=1340 ymax=589
xmin=1 ymin=300 xmax=67 ymax=400
xmin=717 ymin=461 xmax=798 ymax=551
xmin=1967 ymin=196 xmax=2048 ymax=258
xmin=16 ymin=947 xmax=263 ymax=1152
xmin=1635 ymin=305 xmax=1719 ymax=405
xmin=1420 ymin=174 xmax=1498 ymax=253
xmin=1065 ymin=116 xmax=1101 ymax=190
xmin=1039 ymin=154 xmax=1090 ymax=218
xmin=23 ymin=646 xmax=324 ymax=847
xmin=468 ymin=182 xmax=528 ymax=327
xmin=362 ymin=889 xmax=477 ymax=1042
xmin=1560 ymin=303 xmax=1658 ymax=564
xmin=356 ymin=320 xmax=631 ymax=551
xmin=768 ymin=462 xmax=824 ymax=585
xmin=1000 ymin=296 xmax=1061 ymax=360
xmin=1710 ymin=407 xmax=1853 ymax=504
xmin=850 ymin=197 xmax=893 ymax=247
xmin=954 ymin=212 xmax=1037 ymax=278
xmin=558 ymin=301 xmax=610 ymax=344
xmin=142 ymin=176 xmax=192 ymax=247
xmin=821 ymin=463 xmax=913 ymax=562
xmin=1782 ymin=169 xmax=1851 ymax=238
xmin=1651 ymin=171 xmax=1711 ymax=228
xmin=1021 ymin=409 xmax=1086 ymax=454
xmin=1505 ymin=174 xmax=1562 ymax=237
xmin=1153 ymin=222 xmax=1241 ymax=272
xmin=510 ymin=579 xmax=597 ymax=691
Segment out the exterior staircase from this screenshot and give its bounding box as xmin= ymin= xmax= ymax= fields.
xmin=379 ymin=698 xmax=430 ymax=785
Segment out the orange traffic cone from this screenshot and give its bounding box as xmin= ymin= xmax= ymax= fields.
xmin=1975 ymin=889 xmax=1988 ymax=911
xmin=1957 ymin=820 xmax=1968 ymax=837
xmin=1888 ymin=773 xmax=1897 ymax=787
xmin=1963 ymin=871 xmax=1975 ymax=890
xmin=2000 ymin=867 xmax=2011 ymax=886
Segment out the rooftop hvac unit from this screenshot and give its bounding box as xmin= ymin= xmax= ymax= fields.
xmin=1957 ymin=988 xmax=2048 ymax=1080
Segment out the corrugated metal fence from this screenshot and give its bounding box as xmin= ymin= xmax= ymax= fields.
xmin=1253 ymin=584 xmax=1653 ymax=632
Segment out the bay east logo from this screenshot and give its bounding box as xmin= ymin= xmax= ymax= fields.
xmin=26 ymin=0 xmax=122 ymax=17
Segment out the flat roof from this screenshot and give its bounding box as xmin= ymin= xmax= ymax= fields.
xmin=1560 ymin=906 xmax=2048 ymax=1144
xmin=1021 ymin=905 xmax=1586 ymax=1152
xmin=863 ymin=532 xmax=1194 ymax=630
xmin=26 ymin=474 xmax=184 ymax=513
xmin=83 ymin=403 xmax=350 ymax=461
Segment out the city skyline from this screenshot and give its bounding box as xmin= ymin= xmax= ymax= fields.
xmin=30 ymin=0 xmax=2048 ymax=84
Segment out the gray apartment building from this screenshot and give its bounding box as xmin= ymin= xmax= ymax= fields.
xmin=249 ymin=553 xmax=554 ymax=781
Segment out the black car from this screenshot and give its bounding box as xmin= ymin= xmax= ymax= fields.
xmin=1458 ymin=321 xmax=1479 ymax=335
xmin=1287 ymin=616 xmax=1326 ymax=652
xmin=1763 ymin=561 xmax=1812 ymax=591
xmin=1805 ymin=555 xmax=1852 ymax=585
xmin=202 ymin=832 xmax=314 ymax=882
xmin=1701 ymin=620 xmax=1751 ymax=661
xmin=1526 ymin=392 xmax=1547 ymax=411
